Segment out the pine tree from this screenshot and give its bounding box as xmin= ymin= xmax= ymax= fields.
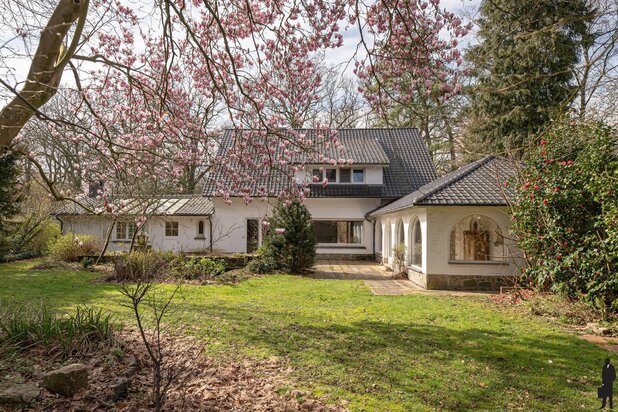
xmin=0 ymin=151 xmax=21 ymax=234
xmin=264 ymin=200 xmax=316 ymax=273
xmin=465 ymin=0 xmax=590 ymax=158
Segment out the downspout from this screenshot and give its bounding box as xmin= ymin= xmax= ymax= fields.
xmin=365 ymin=215 xmax=375 ymax=262
xmin=208 ymin=215 xmax=213 ymax=253
xmin=55 ymin=215 xmax=64 ymax=233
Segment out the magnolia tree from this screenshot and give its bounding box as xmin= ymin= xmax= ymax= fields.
xmin=0 ymin=0 xmax=469 ymax=217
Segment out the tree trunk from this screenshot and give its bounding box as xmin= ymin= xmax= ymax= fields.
xmin=97 ymin=217 xmax=116 ymax=265
xmin=0 ymin=0 xmax=88 ymax=148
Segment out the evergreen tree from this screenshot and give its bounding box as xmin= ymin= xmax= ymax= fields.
xmin=0 ymin=151 xmax=21 ymax=234
xmin=263 ymin=200 xmax=316 ymax=273
xmin=465 ymin=0 xmax=590 ymax=158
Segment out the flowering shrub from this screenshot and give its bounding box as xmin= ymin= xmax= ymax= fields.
xmin=511 ymin=122 xmax=618 ymax=313
xmin=48 ymin=234 xmax=101 ymax=262
xmin=257 ymin=200 xmax=316 ymax=274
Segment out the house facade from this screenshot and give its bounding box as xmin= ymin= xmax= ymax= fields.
xmin=54 ymin=128 xmax=523 ymax=290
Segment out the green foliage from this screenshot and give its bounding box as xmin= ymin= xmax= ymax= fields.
xmin=260 ymin=200 xmax=316 ymax=273
xmin=511 ymin=121 xmax=618 ymax=313
xmin=81 ymin=256 xmax=96 ymax=269
xmin=113 ymin=250 xmax=176 ymax=280
xmin=246 ymin=246 xmax=278 ymax=274
xmin=179 ymin=256 xmax=226 ymax=279
xmin=48 ymin=233 xmax=101 ymax=262
xmin=465 ymin=0 xmax=590 ymax=156
xmin=0 ymin=151 xmax=21 ymax=235
xmin=0 ymin=304 xmax=115 ymax=357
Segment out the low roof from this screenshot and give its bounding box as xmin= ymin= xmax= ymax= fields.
xmin=203 ymin=128 xmax=437 ymax=199
xmin=54 ymin=196 xmax=214 ymax=216
xmin=369 ymin=156 xmax=518 ymax=216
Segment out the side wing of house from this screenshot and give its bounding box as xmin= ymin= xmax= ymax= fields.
xmin=370 ymin=156 xmax=525 ymax=291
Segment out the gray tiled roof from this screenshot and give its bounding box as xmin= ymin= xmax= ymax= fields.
xmin=54 ymin=196 xmax=214 ymax=216
xmin=203 ymin=128 xmax=437 ymax=199
xmin=369 ymin=156 xmax=518 ymax=216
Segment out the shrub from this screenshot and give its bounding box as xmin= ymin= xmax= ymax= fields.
xmin=246 ymin=246 xmax=278 ymax=274
xmin=113 ymin=250 xmax=176 ymax=281
xmin=260 ymin=200 xmax=316 ymax=273
xmin=48 ymin=234 xmax=101 ymax=262
xmin=393 ymin=243 xmax=407 ymax=276
xmin=511 ymin=121 xmax=618 ymax=314
xmin=179 ymin=256 xmax=225 ymax=279
xmin=0 ymin=305 xmax=115 ymax=357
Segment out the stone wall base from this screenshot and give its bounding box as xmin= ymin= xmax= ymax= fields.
xmin=426 ymin=274 xmax=516 ymax=291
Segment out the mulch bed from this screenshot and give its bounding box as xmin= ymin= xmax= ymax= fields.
xmin=0 ymin=329 xmax=348 ymax=411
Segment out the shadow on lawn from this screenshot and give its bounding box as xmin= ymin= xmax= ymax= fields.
xmin=184 ymin=302 xmax=604 ymax=410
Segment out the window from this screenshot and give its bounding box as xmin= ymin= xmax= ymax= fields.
xmin=449 ymin=215 xmax=504 ymax=262
xmin=314 ymin=221 xmax=363 ymax=244
xmin=165 ymin=221 xmax=179 ymax=237
xmin=324 ymin=169 xmax=336 ymax=181
xmin=311 ymin=167 xmax=364 ymax=184
xmin=115 ymin=221 xmax=136 ymax=240
xmin=247 ymin=219 xmax=259 ymax=253
xmin=411 ymin=218 xmax=422 ymax=267
xmin=197 ymin=221 xmax=204 ymax=237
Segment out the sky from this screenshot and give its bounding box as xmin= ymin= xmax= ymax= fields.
xmin=324 ymin=0 xmax=481 ymax=70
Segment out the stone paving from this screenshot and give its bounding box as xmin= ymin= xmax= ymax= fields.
xmin=310 ymin=260 xmax=495 ymax=296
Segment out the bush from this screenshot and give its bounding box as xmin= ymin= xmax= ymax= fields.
xmin=246 ymin=246 xmax=278 ymax=274
xmin=48 ymin=234 xmax=101 ymax=262
xmin=258 ymin=200 xmax=316 ymax=274
xmin=113 ymin=250 xmax=176 ymax=281
xmin=511 ymin=121 xmax=618 ymax=314
xmin=0 ymin=305 xmax=115 ymax=357
xmin=179 ymin=256 xmax=225 ymax=279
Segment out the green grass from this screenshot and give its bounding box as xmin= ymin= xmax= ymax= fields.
xmin=0 ymin=260 xmax=610 ymax=411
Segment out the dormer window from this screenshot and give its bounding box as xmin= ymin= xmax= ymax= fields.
xmin=310 ymin=167 xmax=365 ymax=184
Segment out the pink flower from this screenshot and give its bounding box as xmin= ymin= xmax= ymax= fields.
xmin=274 ymin=228 xmax=286 ymax=235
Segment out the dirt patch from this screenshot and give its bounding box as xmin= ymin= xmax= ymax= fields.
xmin=0 ymin=329 xmax=347 ymax=411
xmin=580 ymin=335 xmax=618 ymax=353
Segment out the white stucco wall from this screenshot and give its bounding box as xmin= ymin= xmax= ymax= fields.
xmin=60 ymin=215 xmax=211 ymax=253
xmin=211 ymin=197 xmax=382 ymax=254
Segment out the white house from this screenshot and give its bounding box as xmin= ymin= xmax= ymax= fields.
xmin=54 ymin=128 xmax=523 ymax=290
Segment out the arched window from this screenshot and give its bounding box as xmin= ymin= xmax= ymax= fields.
xmin=197 ymin=220 xmax=205 ymax=237
xmin=449 ymin=215 xmax=504 ymax=262
xmin=411 ymin=218 xmax=422 ymax=267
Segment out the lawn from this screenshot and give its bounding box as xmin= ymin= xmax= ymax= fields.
xmin=0 ymin=261 xmax=609 ymax=411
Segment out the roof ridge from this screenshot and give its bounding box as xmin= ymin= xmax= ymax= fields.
xmin=413 ymin=156 xmax=495 ymax=204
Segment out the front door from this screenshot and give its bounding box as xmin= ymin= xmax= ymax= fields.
xmin=246 ymin=219 xmax=259 ymax=253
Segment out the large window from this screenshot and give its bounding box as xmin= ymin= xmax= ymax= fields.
xmin=314 ymin=221 xmax=363 ymax=244
xmin=165 ymin=221 xmax=179 ymax=237
xmin=116 ymin=221 xmax=136 ymax=240
xmin=449 ymin=215 xmax=504 ymax=261
xmin=411 ymin=218 xmax=422 ymax=267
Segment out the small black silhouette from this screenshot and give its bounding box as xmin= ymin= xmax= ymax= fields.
xmin=600 ymin=357 xmax=616 ymax=410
